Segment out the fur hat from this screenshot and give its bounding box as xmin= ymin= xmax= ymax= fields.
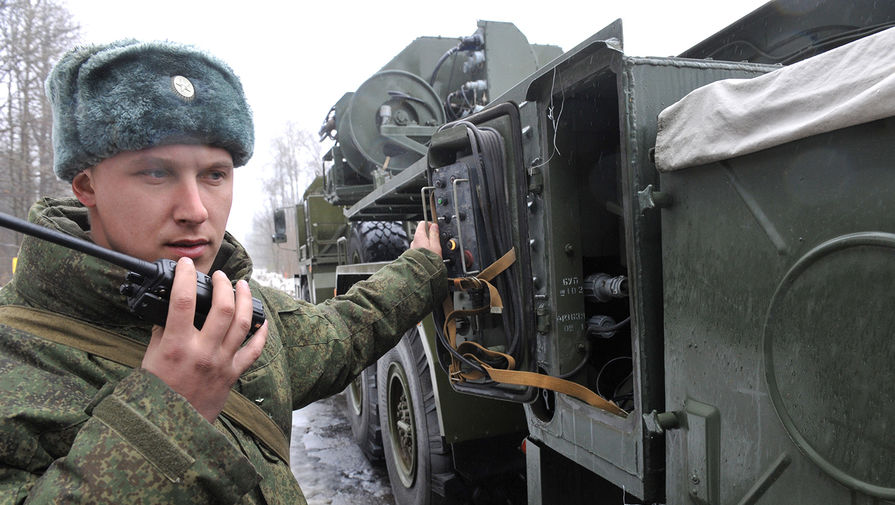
xmin=46 ymin=39 xmax=254 ymax=182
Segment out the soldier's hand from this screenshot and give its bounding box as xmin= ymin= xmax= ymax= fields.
xmin=411 ymin=221 xmax=441 ymax=258
xmin=141 ymin=257 xmax=268 ymax=423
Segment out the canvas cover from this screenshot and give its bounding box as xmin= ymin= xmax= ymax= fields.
xmin=654 ymin=27 xmax=895 ymax=172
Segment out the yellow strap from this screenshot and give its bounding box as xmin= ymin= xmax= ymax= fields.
xmin=454 ymin=341 xmax=625 ymax=415
xmin=443 ymin=249 xmax=626 ymax=417
xmin=0 ymin=305 xmax=291 ymax=464
xmin=476 ymin=247 xmax=516 ymax=282
xmin=483 ymin=366 xmax=627 ymax=416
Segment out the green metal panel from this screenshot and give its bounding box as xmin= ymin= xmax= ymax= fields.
xmin=522 ymin=42 xmax=647 ymax=497
xmin=305 ymin=194 xmax=347 ymax=261
xmin=530 ymin=44 xmax=563 ymax=68
xmin=525 ymin=440 xmax=545 ymax=505
xmin=480 ymin=21 xmax=541 ymax=100
xmin=660 ymin=116 xmax=895 ymax=504
xmin=310 ymin=264 xmax=336 ymax=304
xmin=417 ymin=315 xmax=526 ymax=444
xmin=618 ymin=57 xmax=773 ymax=502
xmin=380 ymin=36 xmax=466 ymax=100
xmin=517 ymin=37 xmax=773 ymax=500
xmin=295 ymin=202 xmax=307 ymax=255
xmin=288 ymin=177 xmax=349 ymax=304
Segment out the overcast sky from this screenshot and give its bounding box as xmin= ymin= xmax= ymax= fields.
xmin=62 ymin=0 xmax=767 ymax=244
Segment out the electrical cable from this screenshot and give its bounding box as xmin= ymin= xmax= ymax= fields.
xmin=431 ymin=118 xmax=523 ymax=380
xmin=561 ymin=316 xmax=630 ymax=380
xmin=595 ymin=356 xmax=632 ymax=400
xmin=530 ymin=66 xmax=565 ymax=171
xmin=436 ymin=320 xmax=488 ymax=376
xmin=588 ymin=316 xmax=630 ymax=336
xmin=558 ymin=344 xmax=591 ymax=380
xmin=456 ymin=121 xmax=521 ymax=357
xmin=429 ymin=46 xmax=459 ymax=86
xmin=612 ymin=373 xmax=634 ymax=407
xmin=435 ymin=31 xmax=485 ymax=119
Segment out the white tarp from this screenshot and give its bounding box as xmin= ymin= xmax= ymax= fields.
xmin=654 ymin=26 xmax=895 ymax=172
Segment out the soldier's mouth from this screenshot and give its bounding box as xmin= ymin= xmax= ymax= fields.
xmin=166 ymin=240 xmax=210 ymax=259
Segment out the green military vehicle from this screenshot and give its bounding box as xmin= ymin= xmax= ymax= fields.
xmin=276 ymin=1 xmax=895 ymax=503
xmin=273 ymin=177 xmax=410 ymax=304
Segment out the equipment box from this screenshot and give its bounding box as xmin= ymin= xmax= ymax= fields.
xmin=656 ymin=29 xmax=895 ymax=503
xmin=438 ymin=25 xmax=772 ymax=501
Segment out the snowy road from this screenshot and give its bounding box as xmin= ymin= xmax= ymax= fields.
xmin=290 ymin=393 xmax=396 ymax=505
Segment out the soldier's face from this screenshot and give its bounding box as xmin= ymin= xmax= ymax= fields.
xmin=71 ymin=144 xmax=234 ymax=274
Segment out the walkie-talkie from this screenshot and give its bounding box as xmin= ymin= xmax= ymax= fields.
xmin=0 ymin=211 xmax=265 ymax=336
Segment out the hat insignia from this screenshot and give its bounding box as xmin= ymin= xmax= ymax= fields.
xmin=171 ymin=75 xmax=195 ymax=100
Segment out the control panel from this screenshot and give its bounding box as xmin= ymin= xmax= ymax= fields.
xmin=429 ymin=155 xmax=483 ymax=278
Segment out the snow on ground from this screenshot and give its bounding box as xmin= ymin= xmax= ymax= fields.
xmin=252 ymin=268 xmax=297 ymax=298
xmin=254 ymin=268 xmax=395 ymax=505
xmin=291 ymin=395 xmax=395 ymax=505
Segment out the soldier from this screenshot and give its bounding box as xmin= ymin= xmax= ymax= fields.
xmin=0 ymin=40 xmax=444 ymax=503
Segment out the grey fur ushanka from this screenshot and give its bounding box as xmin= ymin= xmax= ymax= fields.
xmin=45 ymin=40 xmax=255 ymax=182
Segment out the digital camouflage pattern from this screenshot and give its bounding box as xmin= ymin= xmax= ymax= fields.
xmin=0 ymin=197 xmax=447 ymax=504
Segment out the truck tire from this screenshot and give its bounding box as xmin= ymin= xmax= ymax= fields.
xmin=347 ymin=221 xmax=409 ymax=263
xmin=344 ymin=220 xmax=408 ymax=461
xmin=378 ymin=328 xmax=457 ymax=505
xmin=345 ymin=366 xmax=384 ymax=461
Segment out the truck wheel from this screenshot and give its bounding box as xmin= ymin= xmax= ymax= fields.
xmin=343 ymin=221 xmax=408 ymax=461
xmin=345 ymin=366 xmax=384 ymax=461
xmin=347 ymin=221 xmax=409 ymax=263
xmin=378 ymin=328 xmax=456 ymax=505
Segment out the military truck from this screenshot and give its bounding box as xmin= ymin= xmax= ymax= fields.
xmin=275 ymin=1 xmax=895 ymax=503
xmin=273 ymin=177 xmax=411 ymax=304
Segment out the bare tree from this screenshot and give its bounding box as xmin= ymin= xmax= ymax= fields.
xmin=0 ymin=0 xmax=79 ymax=283
xmin=244 ymin=122 xmax=322 ymax=271
xmin=265 ymin=122 xmax=322 ymax=209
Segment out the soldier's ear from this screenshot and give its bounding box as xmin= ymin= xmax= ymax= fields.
xmin=71 ymin=169 xmax=97 ymax=208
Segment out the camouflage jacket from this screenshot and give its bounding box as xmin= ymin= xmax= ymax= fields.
xmin=0 ymin=198 xmax=447 ymax=504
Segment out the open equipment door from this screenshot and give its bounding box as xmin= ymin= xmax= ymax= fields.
xmin=425 ymin=20 xmax=776 ymax=502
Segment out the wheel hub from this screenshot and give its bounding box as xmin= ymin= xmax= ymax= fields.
xmin=387 ymin=362 xmax=417 ymax=488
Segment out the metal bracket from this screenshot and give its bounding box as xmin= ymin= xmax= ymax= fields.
xmin=380 ymin=124 xmax=439 ymax=157
xmin=336 ymin=236 xmax=348 ymax=266
xmin=536 ymin=304 xmax=551 ymax=333
xmin=637 ymin=184 xmax=672 ymax=215
xmin=420 ymin=186 xmax=435 ymax=224
xmin=685 ymin=400 xmax=720 ymax=505
xmin=643 ymin=409 xmax=681 ymax=435
xmin=451 ymin=177 xmax=476 ymax=276
xmin=528 ymin=159 xmax=544 ymax=194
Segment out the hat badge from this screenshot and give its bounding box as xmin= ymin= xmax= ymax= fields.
xmin=171 ymin=75 xmax=195 ymax=100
